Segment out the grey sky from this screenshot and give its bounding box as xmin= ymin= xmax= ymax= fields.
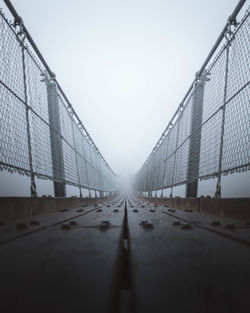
xmin=3 ymin=0 xmax=246 ymax=176
xmin=0 ymin=0 xmax=249 ymax=197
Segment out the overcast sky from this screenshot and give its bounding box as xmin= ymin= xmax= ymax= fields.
xmin=2 ymin=0 xmax=246 ymax=176
xmin=1 ymin=0 xmax=249 ymax=198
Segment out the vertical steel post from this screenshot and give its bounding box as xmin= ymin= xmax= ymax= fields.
xmin=161 ymin=135 xmax=169 ymax=198
xmin=215 ymin=43 xmax=230 ymax=198
xmin=185 ymin=72 xmax=208 ymax=197
xmin=71 ymin=118 xmax=82 ymax=198
xmin=47 ymin=80 xmax=66 ymax=197
xmin=148 ymin=159 xmax=153 ymax=197
xmin=170 ymin=121 xmax=180 ymax=198
xmin=22 ymin=45 xmax=37 ymax=197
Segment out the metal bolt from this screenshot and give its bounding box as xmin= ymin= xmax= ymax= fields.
xmin=225 ymin=224 xmax=235 ymax=230
xmin=59 ymin=209 xmax=68 ymax=212
xmin=211 ymin=221 xmax=221 ymax=226
xmin=77 ymin=208 xmax=84 ymax=213
xmin=140 ymin=220 xmax=154 ymax=229
xmin=172 ymin=221 xmax=181 ymax=226
xmin=30 ymin=220 xmax=40 ymax=226
xmin=114 ymin=209 xmax=119 ymax=212
xmin=133 ymin=209 xmax=139 ymax=213
xmin=16 ymin=223 xmax=28 ymax=229
xmin=61 ymin=223 xmax=71 ymax=230
xmin=168 ymin=209 xmax=176 ymax=213
xmin=181 ymin=223 xmax=192 ymax=230
xmin=99 ymin=220 xmax=110 ymax=229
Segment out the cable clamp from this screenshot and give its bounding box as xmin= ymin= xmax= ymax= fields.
xmin=15 ymin=16 xmax=26 ymax=43
xmin=224 ymin=18 xmax=235 ymax=42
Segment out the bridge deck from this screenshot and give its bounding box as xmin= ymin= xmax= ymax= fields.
xmin=0 ymin=196 xmax=250 ymax=313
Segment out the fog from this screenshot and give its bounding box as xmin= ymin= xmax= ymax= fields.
xmin=0 ymin=0 xmax=249 ymax=197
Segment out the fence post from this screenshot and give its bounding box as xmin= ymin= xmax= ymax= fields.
xmin=170 ymin=121 xmax=180 ymax=197
xmin=47 ymin=79 xmax=66 ymax=197
xmin=160 ymin=135 xmax=169 ymax=198
xmin=186 ymin=71 xmax=209 ymax=197
xmin=71 ymin=118 xmax=83 ymax=198
xmin=215 ymin=42 xmax=230 ymax=198
xmin=22 ymin=45 xmax=37 ymax=197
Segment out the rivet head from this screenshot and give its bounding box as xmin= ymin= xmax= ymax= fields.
xmin=59 ymin=209 xmax=68 ymax=212
xmin=181 ymin=223 xmax=192 ymax=230
xmin=211 ymin=221 xmax=221 ymax=226
xmin=225 ymin=224 xmax=235 ymax=230
xmin=168 ymin=209 xmax=176 ymax=213
xmin=61 ymin=223 xmax=71 ymax=230
xmin=140 ymin=220 xmax=154 ymax=229
xmin=99 ymin=220 xmax=110 ymax=229
xmin=16 ymin=223 xmax=28 ymax=229
xmin=77 ymin=208 xmax=84 ymax=213
xmin=172 ymin=221 xmax=181 ymax=226
xmin=30 ymin=220 xmax=40 ymax=226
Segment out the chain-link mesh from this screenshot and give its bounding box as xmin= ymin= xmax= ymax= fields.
xmin=0 ymin=10 xmax=117 ymax=193
xmin=135 ymin=9 xmax=250 ymax=194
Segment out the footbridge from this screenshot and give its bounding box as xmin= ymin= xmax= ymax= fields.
xmin=0 ymin=1 xmax=249 ymax=312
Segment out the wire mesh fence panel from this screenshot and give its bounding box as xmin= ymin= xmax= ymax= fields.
xmin=0 ymin=13 xmax=24 ymax=101
xmin=0 ymin=8 xmax=117 ymax=194
xmin=199 ymin=111 xmax=223 ymax=179
xmin=177 ymin=96 xmax=192 ymax=148
xmin=62 ymin=139 xmax=79 ymax=185
xmin=0 ymin=84 xmax=30 ymax=174
xmin=174 ymin=138 xmax=189 ymax=185
xmin=222 ymin=85 xmax=250 ymax=173
xmin=226 ymin=11 xmax=250 ymax=101
xmin=29 ymin=111 xmax=53 ymax=179
xmin=58 ymin=95 xmax=75 ymax=145
xmin=202 ymin=50 xmax=227 ymax=123
xmin=163 ymin=154 xmax=175 ymax=188
xmin=134 ymin=8 xmax=250 ymax=194
xmin=25 ymin=50 xmax=49 ymax=123
xmin=166 ymin=122 xmax=179 ymax=158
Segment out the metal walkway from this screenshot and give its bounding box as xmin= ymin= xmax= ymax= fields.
xmin=1 ymin=195 xmax=250 ymax=313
